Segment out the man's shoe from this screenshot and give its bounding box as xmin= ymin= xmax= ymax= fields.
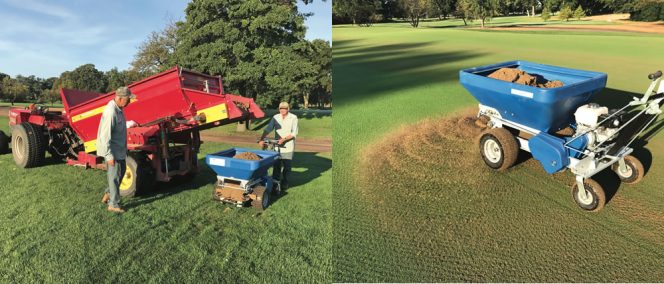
xmin=101 ymin=193 xmax=110 ymax=204
xmin=107 ymin=206 xmax=125 ymax=213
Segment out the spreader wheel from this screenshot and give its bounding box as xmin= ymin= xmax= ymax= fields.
xmin=612 ymin=155 xmax=644 ymax=185
xmin=250 ymin=186 xmax=270 ymax=210
xmin=11 ymin=122 xmax=46 ymax=168
xmin=571 ymin=178 xmax=606 ymax=212
xmin=0 ymin=130 xmax=9 ymax=154
xmin=119 ymin=153 xmax=155 ymax=197
xmin=479 ymin=128 xmax=519 ymax=171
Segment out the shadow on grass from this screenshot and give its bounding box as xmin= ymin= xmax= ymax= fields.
xmin=125 ymin=151 xmax=331 ymax=209
xmin=333 ymin=40 xmax=484 ymax=104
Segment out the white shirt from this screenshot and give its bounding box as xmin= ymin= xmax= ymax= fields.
xmin=264 ymin=112 xmax=298 ymax=160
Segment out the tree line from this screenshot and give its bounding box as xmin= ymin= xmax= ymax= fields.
xmin=333 ymin=0 xmax=662 ymax=27
xmin=1 ymin=0 xmax=332 ymax=109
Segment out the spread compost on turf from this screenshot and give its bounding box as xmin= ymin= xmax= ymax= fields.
xmin=356 ymin=110 xmax=573 ymax=232
xmin=233 ymin=152 xmax=261 ymax=160
xmin=488 ymin=68 xmax=564 ymax=88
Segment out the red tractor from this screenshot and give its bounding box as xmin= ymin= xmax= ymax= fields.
xmin=0 ymin=67 xmax=264 ymax=197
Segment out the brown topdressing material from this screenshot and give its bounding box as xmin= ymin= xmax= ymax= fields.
xmin=233 ymin=152 xmax=261 ymax=160
xmin=488 ymin=68 xmax=564 ymax=88
xmin=355 ymin=109 xmax=573 ymax=235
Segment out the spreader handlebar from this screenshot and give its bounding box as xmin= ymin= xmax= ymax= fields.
xmin=648 ymin=70 xmax=662 ymax=80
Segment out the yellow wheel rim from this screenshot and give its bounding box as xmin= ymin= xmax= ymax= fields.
xmin=120 ymin=166 xmax=134 ymax=191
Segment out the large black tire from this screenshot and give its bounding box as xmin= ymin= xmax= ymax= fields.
xmin=11 ymin=123 xmax=46 ymax=168
xmin=479 ymin=128 xmax=519 ymax=171
xmin=250 ymin=186 xmax=270 ymax=210
xmin=611 ymin=155 xmax=644 ymax=185
xmin=119 ymin=153 xmax=155 ymax=197
xmin=571 ymin=178 xmax=606 ymax=212
xmin=0 ymin=130 xmax=9 ymax=154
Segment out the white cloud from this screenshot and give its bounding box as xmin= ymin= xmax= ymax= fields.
xmin=4 ymin=0 xmax=75 ymax=20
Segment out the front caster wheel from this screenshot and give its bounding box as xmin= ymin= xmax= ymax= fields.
xmin=612 ymin=155 xmax=644 ymax=185
xmin=571 ymin=178 xmax=606 ymax=212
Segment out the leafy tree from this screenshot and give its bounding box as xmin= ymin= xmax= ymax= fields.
xmin=455 ymin=0 xmax=476 ymax=25
xmin=14 ymin=75 xmax=43 ymax=101
xmin=432 ymin=0 xmax=456 ymax=19
xmin=39 ymin=89 xmax=61 ymax=105
xmin=105 ymin=67 xmax=128 ymax=92
xmin=56 ymin=64 xmax=108 ymax=93
xmin=131 ymin=21 xmax=178 ymax=75
xmin=573 ymin=5 xmax=586 ymax=19
xmin=173 ymin=0 xmax=319 ymax=108
xmin=541 ymin=5 xmax=552 ymax=20
xmin=381 ymin=0 xmax=406 ymax=20
xmin=0 ymin=77 xmax=29 ymax=105
xmin=464 ymin=0 xmax=499 ymax=28
xmin=304 ymin=39 xmax=332 ymax=108
xmin=333 ymin=0 xmax=381 ymax=26
xmin=400 ymin=0 xmax=429 ymax=27
xmin=558 ymin=4 xmax=573 ymax=21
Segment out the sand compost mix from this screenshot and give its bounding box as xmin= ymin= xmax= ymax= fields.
xmin=233 ymin=152 xmax=261 ymax=161
xmin=488 ymin=68 xmax=564 ymax=88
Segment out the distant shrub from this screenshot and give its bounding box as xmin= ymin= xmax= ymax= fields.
xmin=629 ymin=0 xmax=664 ymax=22
xmin=541 ymin=6 xmax=551 ymax=21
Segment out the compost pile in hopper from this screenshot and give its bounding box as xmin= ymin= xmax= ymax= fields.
xmin=488 ymin=68 xmax=564 ymax=88
xmin=233 ymin=152 xmax=261 ymax=161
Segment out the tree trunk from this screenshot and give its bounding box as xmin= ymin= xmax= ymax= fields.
xmin=236 ymin=121 xmax=247 ymax=132
xmin=303 ymin=93 xmax=310 ymax=109
xmin=532 ymin=6 xmax=535 ymax=17
xmin=462 ymin=17 xmax=467 ymax=25
xmin=481 ymin=18 xmax=485 ymax=28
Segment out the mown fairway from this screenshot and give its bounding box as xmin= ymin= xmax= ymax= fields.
xmin=0 ymin=117 xmax=331 ymax=282
xmin=333 ymin=18 xmax=664 ymax=282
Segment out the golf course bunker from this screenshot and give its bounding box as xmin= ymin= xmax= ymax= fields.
xmin=489 ymin=68 xmax=564 ymax=88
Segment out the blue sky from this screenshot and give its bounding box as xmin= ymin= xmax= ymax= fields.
xmin=0 ymin=0 xmax=331 ymax=78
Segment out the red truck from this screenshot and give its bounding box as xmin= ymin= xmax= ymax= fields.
xmin=0 ymin=67 xmax=264 ymax=197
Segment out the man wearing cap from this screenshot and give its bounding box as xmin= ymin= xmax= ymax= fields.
xmin=259 ymin=102 xmax=299 ymax=191
xmin=98 ymin=86 xmax=137 ymax=213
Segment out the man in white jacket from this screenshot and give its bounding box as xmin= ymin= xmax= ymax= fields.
xmin=98 ymin=87 xmax=136 ymax=213
xmin=259 ymin=102 xmax=299 ymax=191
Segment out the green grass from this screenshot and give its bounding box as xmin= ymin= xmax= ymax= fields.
xmin=334 ymin=15 xmax=621 ymax=30
xmin=333 ymin=23 xmax=664 ymax=281
xmin=201 ymin=109 xmax=332 ymax=139
xmin=0 ymin=102 xmax=63 ymax=108
xmin=0 ymin=130 xmax=331 ymax=281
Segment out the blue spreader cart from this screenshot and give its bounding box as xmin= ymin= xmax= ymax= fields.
xmin=460 ymin=60 xmax=664 ymax=212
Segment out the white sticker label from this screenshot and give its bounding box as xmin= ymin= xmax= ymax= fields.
xmin=209 ymin=157 xmax=226 ymax=167
xmin=658 ymin=81 xmax=664 ymax=94
xmin=511 ymin=89 xmax=533 ymax=99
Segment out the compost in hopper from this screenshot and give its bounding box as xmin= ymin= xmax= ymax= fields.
xmin=488 ymin=68 xmax=564 ymax=88
xmin=233 ymin=152 xmax=262 ymax=161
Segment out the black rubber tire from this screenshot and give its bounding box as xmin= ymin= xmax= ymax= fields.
xmin=11 ymin=123 xmax=46 ymax=168
xmin=479 ymin=128 xmax=519 ymax=171
xmin=119 ymin=153 xmax=155 ymax=197
xmin=571 ymin=178 xmax=606 ymax=212
xmin=250 ymin=186 xmax=269 ymax=210
xmin=0 ymin=130 xmax=9 ymax=154
xmin=611 ymin=155 xmax=644 ymax=185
